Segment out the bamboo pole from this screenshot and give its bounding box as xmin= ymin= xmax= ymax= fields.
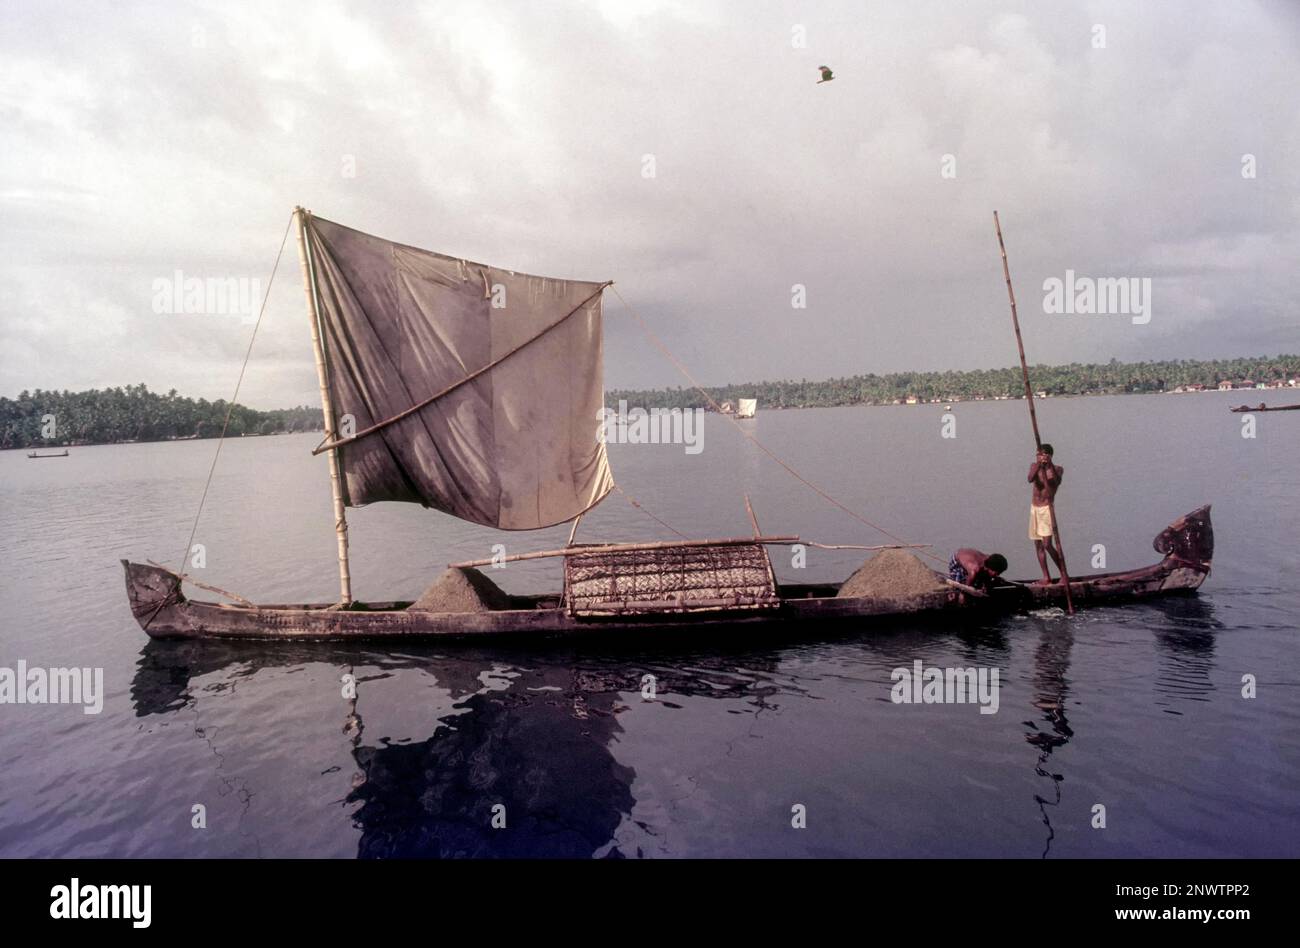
xmin=294 ymin=207 xmax=352 ymax=605
xmin=803 ymin=542 xmax=932 ymax=552
xmin=449 ymin=537 xmax=930 ymax=569
xmin=451 ymin=536 xmax=800 ymax=568
xmin=744 ymin=494 xmax=762 ymax=538
xmin=147 ymin=560 xmax=255 ymax=606
xmin=945 ymin=577 xmax=988 ymax=598
xmin=993 ymin=211 xmax=1074 ymax=614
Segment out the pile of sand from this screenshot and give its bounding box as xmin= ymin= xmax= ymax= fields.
xmin=409 ymin=567 xmax=511 ymax=613
xmin=836 ymin=549 xmax=946 ymax=600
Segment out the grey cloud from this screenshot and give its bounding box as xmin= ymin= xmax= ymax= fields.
xmin=1 ymin=0 xmax=1296 ymax=407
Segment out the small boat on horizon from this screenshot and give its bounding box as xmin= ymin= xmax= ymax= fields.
xmin=1230 ymin=403 xmax=1300 ymax=413
xmin=27 ymin=449 xmax=69 ymax=459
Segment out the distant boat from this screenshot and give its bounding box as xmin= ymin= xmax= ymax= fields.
xmin=1230 ymin=403 xmax=1300 ymax=413
xmin=27 ymin=449 xmax=69 ymax=459
xmin=736 ymin=398 xmax=757 ymax=419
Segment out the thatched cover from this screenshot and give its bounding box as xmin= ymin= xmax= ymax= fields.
xmin=564 ymin=541 xmax=778 ymax=616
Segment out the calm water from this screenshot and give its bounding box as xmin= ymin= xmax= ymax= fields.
xmin=1 ymin=390 xmax=1297 ymax=857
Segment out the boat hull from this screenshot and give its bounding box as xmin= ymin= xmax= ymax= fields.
xmin=121 ymin=506 xmax=1213 ymax=642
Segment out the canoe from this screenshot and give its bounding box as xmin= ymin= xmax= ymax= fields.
xmin=1229 ymin=403 xmax=1300 ymax=412
xmin=122 ymin=505 xmax=1212 ymax=642
xmin=27 ymin=449 xmax=69 ymax=458
xmin=119 ymin=210 xmax=1214 ymax=645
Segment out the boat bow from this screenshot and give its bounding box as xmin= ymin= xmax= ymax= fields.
xmin=1154 ymin=504 xmax=1213 ymax=573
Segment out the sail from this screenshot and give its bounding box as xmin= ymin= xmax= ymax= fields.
xmin=737 ymin=398 xmax=757 ymax=418
xmin=303 ymin=214 xmax=613 ymax=530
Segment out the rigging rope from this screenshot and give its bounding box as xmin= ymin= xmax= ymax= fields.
xmin=608 ymin=285 xmax=944 ymax=564
xmin=166 ymin=214 xmax=295 ymax=591
xmin=612 ymin=483 xmax=689 ymax=539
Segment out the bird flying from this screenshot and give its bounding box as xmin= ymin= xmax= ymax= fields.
xmin=817 ymin=65 xmax=834 ymax=83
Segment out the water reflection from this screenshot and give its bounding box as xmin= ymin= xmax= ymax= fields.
xmin=1022 ymin=618 xmax=1074 ymax=859
xmin=1018 ymin=598 xmax=1221 ymax=856
xmin=346 ymin=662 xmax=635 ymax=857
xmin=127 ymin=601 xmax=1224 ymax=858
xmin=1148 ymin=597 xmax=1222 ymax=710
xmin=131 ymin=641 xmax=269 ymax=854
xmin=131 ymin=640 xmax=791 ymax=858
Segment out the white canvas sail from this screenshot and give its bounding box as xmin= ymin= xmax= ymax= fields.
xmin=736 ymin=398 xmax=757 ymax=418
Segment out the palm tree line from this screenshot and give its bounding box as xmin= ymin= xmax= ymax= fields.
xmin=607 ymin=354 xmax=1300 ymax=411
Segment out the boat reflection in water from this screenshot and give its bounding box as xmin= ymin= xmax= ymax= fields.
xmin=130 ymin=639 xmax=788 ymax=858
xmin=129 ymin=603 xmax=1223 ymax=858
xmin=1148 ymin=597 xmax=1222 ymax=709
xmin=130 ymin=642 xmax=638 ymax=857
xmin=344 ymin=660 xmax=636 ymax=858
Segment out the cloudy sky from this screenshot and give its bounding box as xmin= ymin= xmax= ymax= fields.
xmin=2 ymin=0 xmax=1297 ymax=407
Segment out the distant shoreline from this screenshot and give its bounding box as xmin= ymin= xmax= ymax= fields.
xmin=6 ymin=386 xmax=1297 ymax=453
xmin=707 ymin=385 xmax=1299 ymax=410
xmin=606 ymin=354 xmax=1299 ymax=412
xmin=0 ymin=383 xmax=321 ymax=451
xmin=4 ymin=355 xmax=1296 ymax=449
xmin=0 ymin=428 xmax=325 ymax=452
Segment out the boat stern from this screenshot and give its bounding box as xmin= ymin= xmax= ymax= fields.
xmin=121 ymin=560 xmax=188 ymax=635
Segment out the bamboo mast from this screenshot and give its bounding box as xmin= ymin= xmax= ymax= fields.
xmin=993 ymin=210 xmax=1075 ymax=614
xmin=294 ymin=206 xmax=352 ymax=605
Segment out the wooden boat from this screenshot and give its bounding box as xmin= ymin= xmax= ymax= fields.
xmin=28 ymin=449 xmax=69 ymax=458
xmin=1230 ymin=403 xmax=1300 ymax=412
xmin=122 ymin=505 xmax=1212 ymax=641
xmin=121 ymin=208 xmax=1213 ymax=643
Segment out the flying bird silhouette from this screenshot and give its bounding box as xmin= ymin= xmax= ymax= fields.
xmin=817 ymin=65 xmax=834 ymax=83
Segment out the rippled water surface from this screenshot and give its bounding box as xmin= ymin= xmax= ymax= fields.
xmin=1 ymin=390 xmax=1297 ymax=857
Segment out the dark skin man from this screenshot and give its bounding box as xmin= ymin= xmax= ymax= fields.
xmin=950 ymin=549 xmax=1007 ymax=592
xmin=1028 ymin=443 xmax=1064 ymax=584
xmin=948 ymin=549 xmax=1007 ymax=605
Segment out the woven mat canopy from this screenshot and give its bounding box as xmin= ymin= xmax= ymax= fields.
xmin=564 ymin=541 xmax=778 ymax=616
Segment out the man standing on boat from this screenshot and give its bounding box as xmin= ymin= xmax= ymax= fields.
xmin=1029 ymin=443 xmax=1065 ymax=584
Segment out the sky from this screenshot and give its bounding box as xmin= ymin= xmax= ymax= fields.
xmin=2 ymin=0 xmax=1298 ymax=408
